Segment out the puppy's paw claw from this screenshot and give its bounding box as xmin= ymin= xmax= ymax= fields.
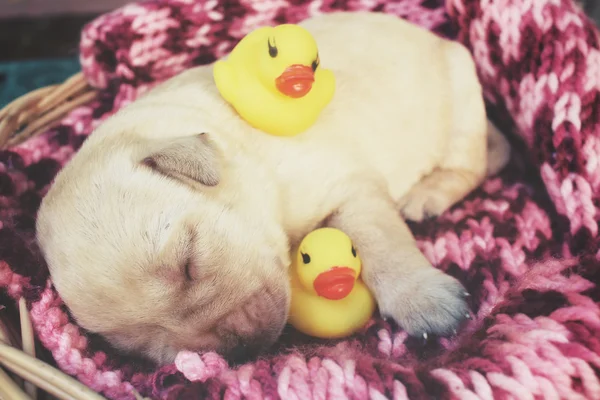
xmin=378 ymin=269 xmax=470 ymax=338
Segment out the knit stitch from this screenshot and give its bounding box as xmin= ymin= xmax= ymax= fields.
xmin=1 ymin=0 xmax=600 ymax=398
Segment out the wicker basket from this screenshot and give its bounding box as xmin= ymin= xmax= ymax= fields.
xmin=0 ymin=74 xmax=145 ymax=400
xmin=0 ymin=73 xmax=96 ymax=150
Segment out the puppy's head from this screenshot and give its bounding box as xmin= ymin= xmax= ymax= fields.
xmin=36 ymin=133 xmax=290 ymax=364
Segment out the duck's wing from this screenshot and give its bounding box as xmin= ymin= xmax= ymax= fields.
xmin=213 ymin=60 xmax=238 ymax=104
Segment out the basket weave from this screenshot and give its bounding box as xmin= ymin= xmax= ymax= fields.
xmin=0 ymin=73 xmax=96 ymax=150
xmin=0 ymin=74 xmax=125 ymax=400
xmin=0 ymin=295 xmax=119 ymax=400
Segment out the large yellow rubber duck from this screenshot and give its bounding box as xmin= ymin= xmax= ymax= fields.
xmin=288 ymin=228 xmax=376 ymax=339
xmin=213 ymin=24 xmax=336 ymax=137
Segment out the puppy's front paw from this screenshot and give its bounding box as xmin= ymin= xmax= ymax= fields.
xmin=377 ymin=268 xmax=470 ymax=337
xmin=398 ymin=169 xmax=481 ymax=222
xmin=398 ymin=185 xmax=452 ymax=222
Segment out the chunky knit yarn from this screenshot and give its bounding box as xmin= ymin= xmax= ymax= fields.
xmin=2 ymin=0 xmax=600 ymax=398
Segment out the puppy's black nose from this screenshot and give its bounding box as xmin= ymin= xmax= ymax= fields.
xmin=227 ymin=341 xmax=264 ymax=365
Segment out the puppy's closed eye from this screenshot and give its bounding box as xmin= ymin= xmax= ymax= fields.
xmin=183 ymin=257 xmax=195 ymax=281
xmin=156 ymin=227 xmax=199 ymax=285
xmin=141 ymin=133 xmax=221 ymax=187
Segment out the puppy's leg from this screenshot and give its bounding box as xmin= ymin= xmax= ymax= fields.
xmin=328 ymin=183 xmax=469 ymax=337
xmin=399 ymin=42 xmax=499 ymax=222
xmin=486 ymin=121 xmax=511 ymax=176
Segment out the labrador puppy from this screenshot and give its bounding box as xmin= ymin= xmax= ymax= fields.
xmin=36 ymin=11 xmax=510 ymax=365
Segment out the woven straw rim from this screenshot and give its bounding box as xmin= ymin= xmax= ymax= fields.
xmin=0 ymin=297 xmax=126 ymax=400
xmin=0 ymin=72 xmax=97 ymax=151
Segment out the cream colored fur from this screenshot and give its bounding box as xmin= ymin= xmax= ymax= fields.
xmin=36 ymin=11 xmax=510 ymax=364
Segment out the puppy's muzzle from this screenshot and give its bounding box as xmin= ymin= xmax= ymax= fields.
xmin=217 ymin=285 xmax=289 ymax=362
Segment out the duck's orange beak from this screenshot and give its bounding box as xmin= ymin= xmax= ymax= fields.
xmin=313 ymin=267 xmax=356 ymax=300
xmin=275 ymin=64 xmax=315 ymax=98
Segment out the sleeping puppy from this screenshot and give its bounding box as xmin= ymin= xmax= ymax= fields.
xmin=36 ymin=11 xmax=510 ymax=364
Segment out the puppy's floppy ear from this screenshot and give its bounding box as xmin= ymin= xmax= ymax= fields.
xmin=141 ymin=133 xmax=221 ymax=186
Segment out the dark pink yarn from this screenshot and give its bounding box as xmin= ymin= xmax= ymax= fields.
xmin=2 ymin=0 xmax=600 ymax=398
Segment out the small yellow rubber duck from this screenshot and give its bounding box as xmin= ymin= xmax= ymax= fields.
xmin=288 ymin=228 xmax=376 ymax=339
xmin=213 ymin=24 xmax=336 ymax=137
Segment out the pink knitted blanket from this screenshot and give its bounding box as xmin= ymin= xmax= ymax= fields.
xmin=2 ymin=0 xmax=600 ymax=398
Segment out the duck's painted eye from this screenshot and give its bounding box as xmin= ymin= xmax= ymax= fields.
xmin=301 ymin=252 xmax=311 ymax=264
xmin=268 ymin=38 xmax=278 ymax=58
xmin=311 ymin=55 xmax=319 ymax=72
xmin=351 ymin=246 xmax=357 ymax=257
